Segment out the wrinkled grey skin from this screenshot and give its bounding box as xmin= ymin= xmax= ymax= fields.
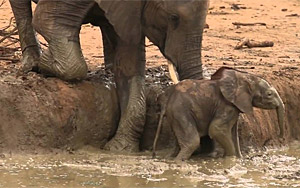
xmin=153 ymin=67 xmax=285 ymax=161
xmin=9 ymin=0 xmax=41 ymax=73
xmin=9 ymin=0 xmax=209 ymax=152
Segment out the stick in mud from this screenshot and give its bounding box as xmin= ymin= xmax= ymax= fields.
xmin=232 ymin=22 xmax=267 ymax=26
xmin=234 ymin=38 xmax=274 ymax=49
xmin=0 ymin=57 xmax=19 ymax=62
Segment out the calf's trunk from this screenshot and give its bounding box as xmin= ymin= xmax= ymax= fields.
xmin=276 ymin=99 xmax=285 ymax=138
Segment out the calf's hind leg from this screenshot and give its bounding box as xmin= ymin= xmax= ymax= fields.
xmin=172 ymin=117 xmax=200 ymax=161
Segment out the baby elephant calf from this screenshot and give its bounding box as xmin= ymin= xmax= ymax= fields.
xmin=153 ymin=67 xmax=285 ymax=161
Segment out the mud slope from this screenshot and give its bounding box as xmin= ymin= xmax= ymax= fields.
xmin=0 ymin=69 xmax=298 ymax=155
xmin=0 ymin=73 xmax=119 ymax=153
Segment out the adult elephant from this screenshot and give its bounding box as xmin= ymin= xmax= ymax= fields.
xmin=9 ymin=0 xmax=210 ymax=152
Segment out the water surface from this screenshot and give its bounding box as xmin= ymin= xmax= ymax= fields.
xmin=1 ymin=141 xmax=300 ymax=187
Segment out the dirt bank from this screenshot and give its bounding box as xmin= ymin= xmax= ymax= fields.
xmin=0 ymin=71 xmax=119 ymax=153
xmin=0 ymin=65 xmax=297 ymax=156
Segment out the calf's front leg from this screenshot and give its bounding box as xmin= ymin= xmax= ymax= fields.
xmin=208 ymin=108 xmax=240 ymax=157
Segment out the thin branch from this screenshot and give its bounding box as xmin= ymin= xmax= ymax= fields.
xmin=0 ymin=26 xmax=18 ymax=43
xmin=39 ymin=41 xmax=49 ymax=48
xmin=232 ymin=22 xmax=267 ymax=26
xmin=0 ymin=17 xmax=14 ymax=31
xmin=145 ymin=43 xmax=155 ymax=47
xmin=0 ymin=57 xmax=19 ymax=62
xmin=0 ymin=46 xmax=20 ymax=51
xmin=6 ymin=36 xmax=19 ymax=41
xmin=234 ymin=38 xmax=274 ymax=49
xmin=3 ymin=40 xmax=19 ymax=47
xmin=0 ymin=0 xmax=6 ymax=7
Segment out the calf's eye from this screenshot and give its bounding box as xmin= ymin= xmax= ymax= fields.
xmin=266 ymin=90 xmax=273 ymax=98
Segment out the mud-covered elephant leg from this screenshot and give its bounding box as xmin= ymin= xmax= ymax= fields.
xmin=209 ymin=121 xmax=236 ymax=157
xmin=32 ymin=0 xmax=94 ymax=80
xmin=9 ymin=0 xmax=41 ymax=73
xmin=208 ymin=108 xmax=240 ymax=157
xmin=104 ymin=38 xmax=146 ymax=152
xmin=172 ymin=115 xmax=200 ymax=161
xmin=175 ymin=125 xmax=200 ymax=161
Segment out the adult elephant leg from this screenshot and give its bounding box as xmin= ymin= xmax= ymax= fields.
xmin=104 ymin=38 xmax=146 ymax=152
xmin=38 ymin=43 xmax=87 ymax=81
xmin=38 ymin=36 xmax=88 ymax=80
xmin=32 ymin=0 xmax=94 ymax=81
xmin=100 ymin=25 xmax=117 ymax=70
xmin=9 ymin=0 xmax=41 ymax=73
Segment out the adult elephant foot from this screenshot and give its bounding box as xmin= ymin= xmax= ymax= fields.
xmin=104 ymin=76 xmax=146 ymax=152
xmin=18 ymin=46 xmax=41 ymax=74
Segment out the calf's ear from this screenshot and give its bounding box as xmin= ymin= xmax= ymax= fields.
xmin=218 ymin=69 xmax=253 ymax=113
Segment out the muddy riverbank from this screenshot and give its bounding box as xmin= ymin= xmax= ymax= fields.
xmin=0 ymin=65 xmax=298 ymax=156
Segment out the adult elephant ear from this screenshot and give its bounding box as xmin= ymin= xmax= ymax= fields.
xmin=216 ymin=68 xmax=253 ymax=113
xmin=95 ymin=0 xmax=142 ymax=44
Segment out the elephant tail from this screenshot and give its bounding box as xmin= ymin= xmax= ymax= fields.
xmin=152 ymin=104 xmax=166 ymax=159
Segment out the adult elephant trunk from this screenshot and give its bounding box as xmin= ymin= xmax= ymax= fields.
xmin=142 ymin=0 xmax=208 ymax=82
xmin=177 ymin=40 xmax=203 ymax=80
xmin=167 ymin=37 xmax=203 ymax=83
xmin=32 ymin=0 xmax=94 ymax=81
xmin=164 ymin=31 xmax=204 ymax=81
xmin=276 ymin=97 xmax=285 ymax=138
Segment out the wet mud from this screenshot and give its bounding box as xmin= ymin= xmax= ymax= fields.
xmin=0 ymin=66 xmax=120 ymax=153
xmin=1 ymin=141 xmax=300 ymax=187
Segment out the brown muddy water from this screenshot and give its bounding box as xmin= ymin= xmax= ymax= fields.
xmin=0 ymin=141 xmax=300 ymax=188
